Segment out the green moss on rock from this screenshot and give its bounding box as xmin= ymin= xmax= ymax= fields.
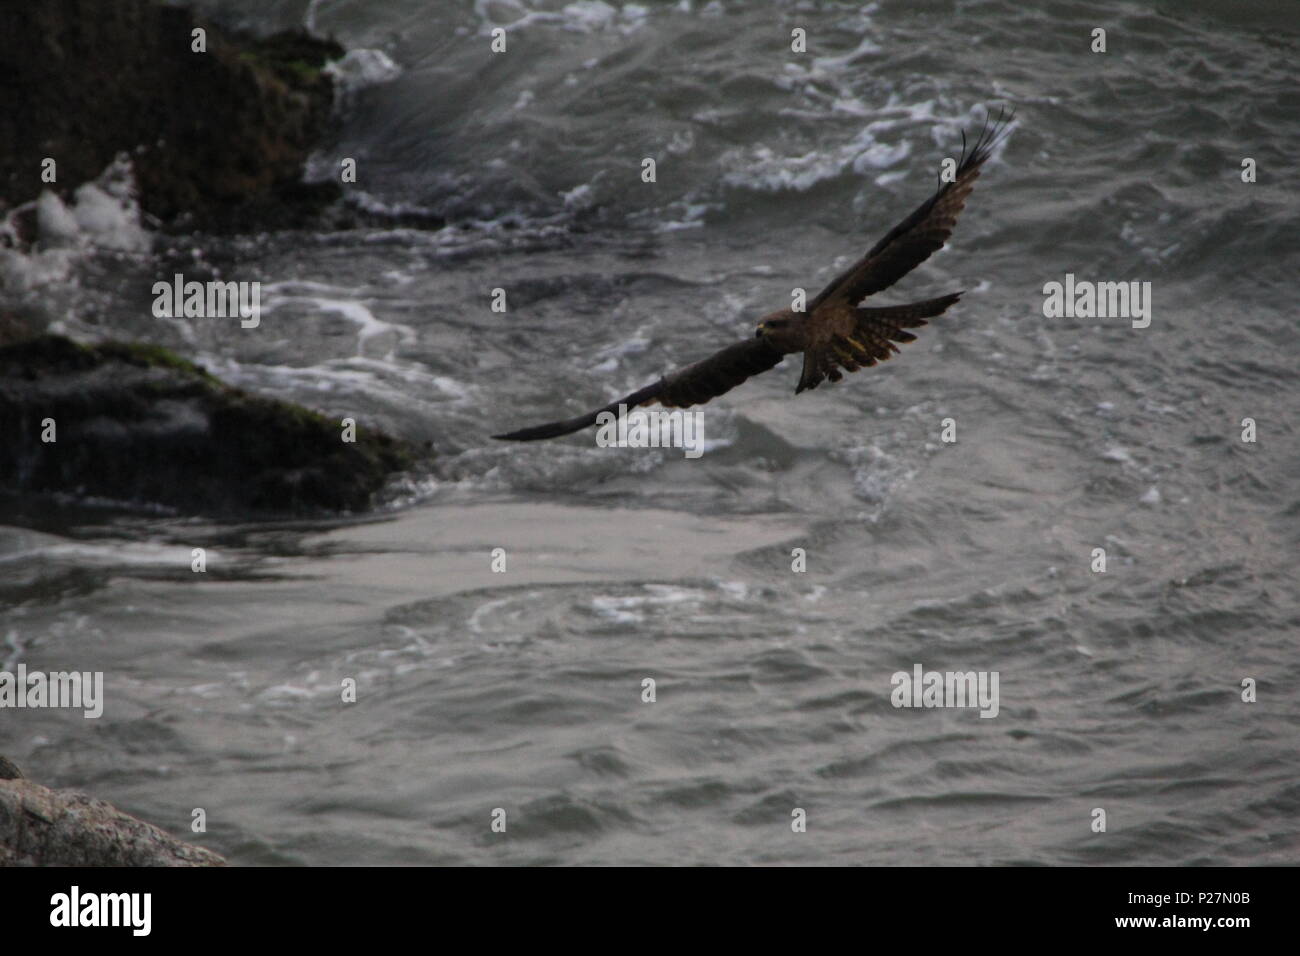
xmin=96 ymin=341 xmax=218 ymax=381
xmin=0 ymin=335 xmax=429 ymax=516
xmin=0 ymin=1 xmax=345 ymax=230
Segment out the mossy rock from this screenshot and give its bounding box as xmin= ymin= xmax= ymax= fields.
xmin=0 ymin=335 xmax=430 ymax=516
xmin=0 ymin=1 xmax=345 ymax=230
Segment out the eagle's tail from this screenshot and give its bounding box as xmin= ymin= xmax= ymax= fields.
xmin=795 ymin=292 xmax=962 ymax=393
xmin=855 ymin=291 xmax=963 ymax=329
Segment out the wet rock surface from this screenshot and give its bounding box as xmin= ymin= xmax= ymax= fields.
xmin=0 ymin=335 xmax=429 ymax=516
xmin=0 ymin=764 xmax=226 ymax=866
xmin=0 ymin=0 xmax=343 ymax=231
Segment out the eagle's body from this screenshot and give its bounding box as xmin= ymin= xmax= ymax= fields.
xmin=494 ymin=109 xmax=1011 ymax=442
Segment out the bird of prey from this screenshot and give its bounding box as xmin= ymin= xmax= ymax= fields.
xmin=493 ymin=109 xmax=1012 ymax=442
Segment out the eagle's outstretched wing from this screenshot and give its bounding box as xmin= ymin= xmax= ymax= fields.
xmin=808 ymin=108 xmax=1013 ymax=312
xmin=492 ymin=337 xmax=784 ymax=441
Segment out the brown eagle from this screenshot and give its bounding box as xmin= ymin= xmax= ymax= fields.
xmin=494 ymin=109 xmax=1011 ymax=442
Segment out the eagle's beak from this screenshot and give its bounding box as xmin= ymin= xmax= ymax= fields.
xmin=755 ymin=324 xmax=765 ymax=338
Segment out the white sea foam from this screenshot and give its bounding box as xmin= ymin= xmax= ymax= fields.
xmin=0 ymin=155 xmax=151 ymax=311
xmin=591 ymin=584 xmax=709 ymax=623
xmin=0 ymin=541 xmax=221 ymax=568
xmin=196 ymin=352 xmax=473 ymax=409
xmin=256 ymin=283 xmax=417 ymax=357
xmin=721 ymin=120 xmax=921 ymax=194
xmin=474 ymin=0 xmax=651 ymax=34
xmin=837 ymin=438 xmax=918 ymax=521
xmin=325 ymin=48 xmax=402 ymax=99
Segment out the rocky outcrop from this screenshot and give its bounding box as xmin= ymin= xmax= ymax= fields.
xmin=0 ymin=311 xmax=32 ymax=348
xmin=0 ymin=765 xmax=225 ymax=867
xmin=0 ymin=335 xmax=429 ymax=516
xmin=0 ymin=0 xmax=343 ymax=231
xmin=0 ymin=5 xmax=427 ymax=516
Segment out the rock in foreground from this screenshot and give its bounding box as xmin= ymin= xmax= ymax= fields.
xmin=0 ymin=775 xmax=225 ymax=867
xmin=0 ymin=335 xmax=427 ymax=516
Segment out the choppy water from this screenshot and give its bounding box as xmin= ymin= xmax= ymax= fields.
xmin=2 ymin=0 xmax=1298 ymax=865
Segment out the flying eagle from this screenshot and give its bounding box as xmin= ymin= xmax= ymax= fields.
xmin=494 ymin=109 xmax=1012 ymax=442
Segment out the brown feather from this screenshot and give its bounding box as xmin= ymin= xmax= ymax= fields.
xmin=795 ymin=291 xmax=964 ymax=393
xmin=808 ymin=109 xmax=1011 ymax=310
xmin=653 ymin=338 xmax=785 ymax=409
xmin=492 ymin=338 xmax=784 ymax=440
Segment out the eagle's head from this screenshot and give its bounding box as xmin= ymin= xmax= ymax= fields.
xmin=755 ymin=308 xmax=799 ymax=349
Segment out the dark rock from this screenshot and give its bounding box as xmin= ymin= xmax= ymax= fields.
xmin=0 ymin=757 xmax=22 ymax=780
xmin=0 ymin=0 xmax=344 ymax=231
xmin=0 ymin=311 xmax=34 ymax=348
xmin=0 ymin=335 xmax=429 ymax=516
xmin=0 ymin=777 xmax=225 ymax=866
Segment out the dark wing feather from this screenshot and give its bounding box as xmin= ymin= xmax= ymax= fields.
xmin=491 ymin=380 xmax=665 ymax=441
xmin=492 ymin=337 xmax=784 ymax=441
xmin=655 ymin=337 xmax=784 ymax=408
xmin=808 ymin=108 xmax=1012 ymax=311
